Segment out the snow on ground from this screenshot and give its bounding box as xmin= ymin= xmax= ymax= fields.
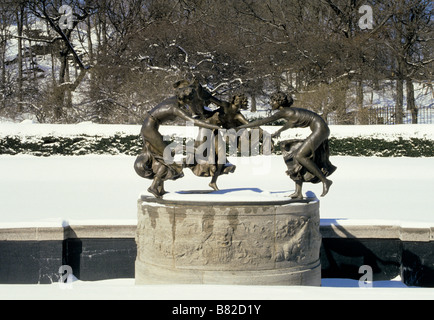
xmin=0 ymin=122 xmax=432 ymax=226
xmin=1 ymin=123 xmax=434 ymax=299
xmin=2 ymin=277 xmax=434 ymax=300
xmin=0 ymin=154 xmax=433 ymax=226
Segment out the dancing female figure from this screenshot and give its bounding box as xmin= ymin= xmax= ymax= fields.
xmin=134 ymin=85 xmax=221 ymax=198
xmin=200 ymin=94 xmax=250 ymax=190
xmin=237 ymin=92 xmax=336 ymax=199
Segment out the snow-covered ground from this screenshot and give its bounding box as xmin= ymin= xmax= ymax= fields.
xmin=1 ymin=122 xmax=434 ymax=299
xmin=1 ymin=122 xmax=433 ymax=226
xmin=0 ymin=154 xmax=433 ymax=227
xmin=2 ymin=277 xmax=433 ymax=300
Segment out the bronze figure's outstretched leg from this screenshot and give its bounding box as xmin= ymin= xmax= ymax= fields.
xmin=294 ymin=137 xmax=333 ymax=197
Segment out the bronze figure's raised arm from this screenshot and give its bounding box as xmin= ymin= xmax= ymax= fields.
xmin=237 ymin=92 xmax=336 ymax=199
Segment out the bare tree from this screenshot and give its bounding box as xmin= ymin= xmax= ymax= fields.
xmin=27 ymin=0 xmax=93 ymax=121
xmin=384 ymin=0 xmax=433 ymax=123
xmin=1 ymin=0 xmax=431 ymax=124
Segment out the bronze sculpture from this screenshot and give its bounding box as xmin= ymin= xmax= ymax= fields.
xmin=237 ymin=92 xmax=336 ymax=199
xmin=135 ymin=79 xmax=335 ymax=201
xmin=134 ymin=82 xmax=221 ymax=198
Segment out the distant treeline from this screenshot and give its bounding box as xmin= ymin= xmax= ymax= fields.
xmin=0 ymin=0 xmax=432 ymax=124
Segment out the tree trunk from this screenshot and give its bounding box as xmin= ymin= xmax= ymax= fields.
xmin=16 ymin=6 xmax=24 ymax=111
xmin=1 ymin=17 xmax=6 ymax=111
xmin=87 ymin=15 xmax=94 ymax=63
xmin=250 ymin=94 xmax=257 ymax=112
xmin=65 ymin=59 xmax=72 ymax=110
xmin=406 ymin=79 xmax=417 ymax=124
xmin=54 ymin=48 xmax=70 ymax=120
xmin=335 ymin=80 xmax=349 ymax=124
xmin=396 ymin=78 xmax=404 ymax=124
xmin=356 ymin=79 xmax=367 ymax=124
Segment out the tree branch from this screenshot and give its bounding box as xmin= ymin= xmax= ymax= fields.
xmin=32 ymin=0 xmax=90 ymax=71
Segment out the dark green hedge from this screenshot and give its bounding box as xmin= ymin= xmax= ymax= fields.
xmin=1 ymin=135 xmax=433 ymax=157
xmin=328 ymin=137 xmax=434 ymax=157
xmin=0 ymin=135 xmax=143 ymax=157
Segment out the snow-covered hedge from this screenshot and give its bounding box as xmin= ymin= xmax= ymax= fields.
xmin=0 ymin=123 xmax=433 ymax=157
xmin=0 ymin=134 xmax=142 ymax=156
xmin=1 ymin=135 xmax=433 ymax=157
xmin=331 ymin=137 xmax=433 ymax=157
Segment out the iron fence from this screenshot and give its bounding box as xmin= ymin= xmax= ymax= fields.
xmin=327 ymin=105 xmax=434 ymax=125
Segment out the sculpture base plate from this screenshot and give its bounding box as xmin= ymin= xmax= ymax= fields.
xmin=135 ymin=195 xmax=322 ymax=286
xmin=135 ymin=259 xmax=321 ymax=286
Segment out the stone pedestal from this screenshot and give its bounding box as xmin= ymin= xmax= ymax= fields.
xmin=135 ymin=196 xmax=321 ymax=286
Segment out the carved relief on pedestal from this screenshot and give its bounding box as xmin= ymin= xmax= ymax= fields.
xmin=274 ymin=214 xmax=321 ymax=267
xmin=136 ymin=199 xmax=321 ymax=271
xmin=136 ymin=198 xmax=321 ymax=285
